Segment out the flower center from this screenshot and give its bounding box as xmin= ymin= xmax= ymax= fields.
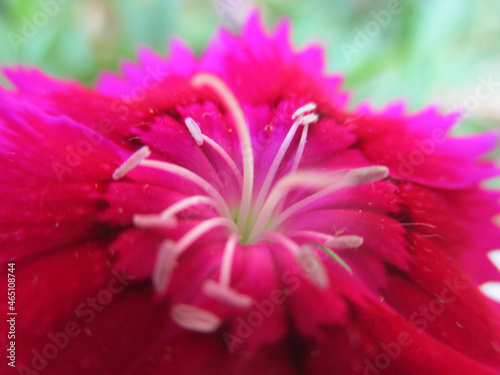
xmin=111 ymin=73 xmax=389 ymax=332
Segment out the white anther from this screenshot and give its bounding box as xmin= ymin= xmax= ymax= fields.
xmin=133 ymin=214 xmax=177 ymax=228
xmin=292 ymin=102 xmax=317 ymax=120
xmin=347 ymin=166 xmax=390 ymax=185
xmin=298 ymin=113 xmax=319 ymax=126
xmin=133 ymin=195 xmax=216 ymax=229
xmin=112 ymin=146 xmax=151 ymax=180
xmin=202 ymin=280 xmax=253 ymax=308
xmin=185 ymin=117 xmax=204 ymax=146
xmin=170 ymin=304 xmax=222 ymax=333
xmin=326 ymin=235 xmax=364 ymax=249
xmin=296 ymin=245 xmax=330 ymax=289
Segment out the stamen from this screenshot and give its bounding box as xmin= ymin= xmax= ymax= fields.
xmin=170 ymin=304 xmax=222 ymax=333
xmin=139 ymin=159 xmax=231 ymax=218
xmin=297 ymin=113 xmax=319 ymax=126
xmin=174 ymin=217 xmax=238 ymax=255
xmin=219 ymin=233 xmax=239 ymax=286
xmin=152 ymin=217 xmax=237 ymax=294
xmin=288 ymin=231 xmax=363 ymax=249
xmin=269 ymin=165 xmax=389 ymax=232
xmin=273 ymin=113 xmax=318 ymax=214
xmin=112 ymin=146 xmax=151 ymax=180
xmin=133 ymin=214 xmax=177 ymax=228
xmin=184 ymin=117 xmax=204 ymax=146
xmin=152 ymin=240 xmax=177 ymax=293
xmin=326 ymin=235 xmax=364 ymax=249
xmin=199 ymin=234 xmax=253 ymax=308
xmin=133 ymin=195 xmax=217 ymax=228
xmin=292 ymin=102 xmax=317 ymax=119
xmin=296 ymin=245 xmax=330 ymax=289
xmin=260 ymin=232 xmax=329 ymax=289
xmin=290 ymin=117 xmax=313 ymax=172
xmin=184 ymin=116 xmax=243 ymax=189
xmin=249 ymin=170 xmax=353 ymax=242
xmin=259 ymin=231 xmax=300 ymax=254
xmin=202 ymin=280 xmax=253 ymax=308
xmin=252 ymin=116 xmax=314 ymax=223
xmin=191 ymin=73 xmax=254 ymax=231
xmin=347 ymin=165 xmax=390 ymax=185
xmin=201 ymin=135 xmax=243 ymax=189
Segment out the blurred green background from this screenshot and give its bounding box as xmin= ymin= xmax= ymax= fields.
xmin=0 ymin=0 xmax=499 ymax=161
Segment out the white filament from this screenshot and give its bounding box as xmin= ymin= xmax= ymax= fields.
xmin=261 ymin=232 xmax=329 ymax=289
xmin=273 ymin=113 xmax=318 ymax=215
xmin=296 ymin=245 xmax=330 ymax=289
xmin=151 ymin=217 xmax=237 ymax=294
xmin=249 ymin=170 xmax=352 ymax=243
xmin=139 ymin=159 xmax=231 ymax=218
xmin=133 ymin=195 xmax=217 ymax=228
xmin=174 ymin=217 xmax=237 ymax=256
xmin=203 ymin=234 xmax=254 ymax=308
xmin=251 ymin=107 xmax=317 ymax=227
xmin=201 ymin=135 xmax=243 ymax=189
xmin=270 ymin=166 xmax=389 ymax=231
xmin=152 ymin=240 xmax=177 ymax=293
xmin=260 ymin=231 xmax=300 ymax=254
xmin=219 ymin=233 xmax=239 ymax=286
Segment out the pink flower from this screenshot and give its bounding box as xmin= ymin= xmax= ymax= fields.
xmin=2 ymin=13 xmax=500 ymax=375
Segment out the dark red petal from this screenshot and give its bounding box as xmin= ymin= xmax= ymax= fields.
xmin=350 ymin=106 xmax=499 ymax=188
xmin=397 ymin=181 xmax=500 ymax=285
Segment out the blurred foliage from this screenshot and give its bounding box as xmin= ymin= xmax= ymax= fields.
xmin=0 ymin=0 xmax=499 ymax=163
